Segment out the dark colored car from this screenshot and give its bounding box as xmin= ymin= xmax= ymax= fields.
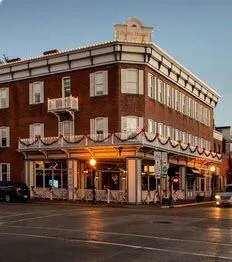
xmin=0 ymin=181 xmax=30 ymax=202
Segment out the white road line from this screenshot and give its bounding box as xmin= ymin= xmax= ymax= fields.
xmin=4 ymin=225 xmax=232 ymax=247
xmin=0 ymin=232 xmax=231 ymax=260
xmin=0 ymin=212 xmax=37 ymax=218
xmin=0 ymin=208 xmax=93 ymax=225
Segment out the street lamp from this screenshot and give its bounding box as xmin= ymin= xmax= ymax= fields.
xmin=89 ymin=158 xmax=97 ymax=204
xmin=210 ymin=165 xmax=216 ymax=200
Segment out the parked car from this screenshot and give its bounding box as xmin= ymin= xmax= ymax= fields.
xmin=215 ymin=184 xmax=232 ymax=207
xmin=0 ymin=181 xmax=30 ymax=203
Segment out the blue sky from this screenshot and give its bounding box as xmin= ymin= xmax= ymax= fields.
xmin=0 ymin=0 xmax=231 ymax=126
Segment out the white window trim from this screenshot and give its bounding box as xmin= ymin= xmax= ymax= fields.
xmin=0 ymin=87 xmax=9 ymax=109
xmin=90 ymin=71 xmax=108 ymax=97
xmin=0 ymin=163 xmax=10 ymax=181
xmin=29 ymin=81 xmax=44 ymax=104
xmin=62 ymin=76 xmax=71 ymax=98
xmin=0 ymin=126 xmax=10 ymax=147
xmin=29 ymin=123 xmax=44 ymax=138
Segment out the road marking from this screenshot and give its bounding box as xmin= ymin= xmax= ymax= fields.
xmin=0 ymin=208 xmax=94 ymax=225
xmin=0 ymin=232 xmax=231 ymax=260
xmin=4 ymin=225 xmax=232 ymax=247
xmin=0 ymin=212 xmax=37 ymax=218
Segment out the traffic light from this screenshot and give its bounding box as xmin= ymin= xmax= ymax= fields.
xmin=173 ymin=176 xmax=179 ymax=183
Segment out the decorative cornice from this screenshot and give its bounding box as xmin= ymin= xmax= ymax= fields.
xmin=0 ymin=40 xmax=220 ymax=107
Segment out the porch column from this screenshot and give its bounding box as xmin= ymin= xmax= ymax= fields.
xmin=67 ymin=160 xmax=78 ymax=200
xmin=126 ymin=158 xmax=142 ymax=204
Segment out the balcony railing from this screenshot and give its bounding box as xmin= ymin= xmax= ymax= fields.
xmin=47 ymin=96 xmax=79 ymax=112
xmin=18 ymin=132 xmax=222 ymax=162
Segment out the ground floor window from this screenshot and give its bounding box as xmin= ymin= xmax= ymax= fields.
xmin=187 ymin=176 xmax=194 ymax=190
xmin=142 ymin=174 xmax=160 ymax=191
xmin=35 ymin=160 xmax=67 ymax=189
xmin=0 ymin=163 xmax=10 ymax=181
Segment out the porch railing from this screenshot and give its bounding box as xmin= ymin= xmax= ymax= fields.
xmin=18 ymin=131 xmax=222 ymax=162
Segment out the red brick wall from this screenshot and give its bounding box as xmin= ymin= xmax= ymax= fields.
xmin=0 ymin=62 xmax=216 ymax=181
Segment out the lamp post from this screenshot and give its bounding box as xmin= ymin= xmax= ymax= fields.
xmin=210 ymin=165 xmax=216 ymax=200
xmin=89 ymin=158 xmax=97 ymax=204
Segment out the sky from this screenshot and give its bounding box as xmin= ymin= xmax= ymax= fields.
xmin=0 ymin=0 xmax=231 ymax=126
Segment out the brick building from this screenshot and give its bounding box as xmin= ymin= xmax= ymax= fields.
xmin=216 ymin=126 xmax=232 ymax=184
xmin=0 ymin=18 xmax=223 ymax=203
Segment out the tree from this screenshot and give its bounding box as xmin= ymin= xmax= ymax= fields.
xmin=0 ymin=54 xmax=9 ymax=64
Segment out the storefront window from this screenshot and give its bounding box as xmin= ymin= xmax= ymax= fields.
xmin=35 ymin=160 xmax=68 ymax=189
xmin=142 ymin=174 xmax=159 ymax=190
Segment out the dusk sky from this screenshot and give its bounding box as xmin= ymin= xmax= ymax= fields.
xmin=0 ymin=0 xmax=231 ymax=126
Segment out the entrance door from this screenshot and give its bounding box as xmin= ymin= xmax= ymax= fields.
xmin=186 ymin=175 xmax=195 ymax=199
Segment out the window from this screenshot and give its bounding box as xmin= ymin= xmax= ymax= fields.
xmin=175 ymin=129 xmax=180 ymax=141
xmin=90 ymin=117 xmax=108 ymax=139
xmin=121 ymin=69 xmax=143 ymax=94
xmin=29 ymin=123 xmax=44 ymax=138
xmin=148 ymin=119 xmax=157 ymax=134
xmin=62 ymin=77 xmax=71 ymax=97
xmin=0 ymin=88 xmax=9 ymax=109
xmin=175 ymin=90 xmax=180 ymax=111
xmin=90 ymin=71 xmax=108 ymax=97
xmin=157 ymin=79 xmax=164 ymax=103
xmin=167 ymin=85 xmax=172 ymax=107
xmin=148 ymin=73 xmax=156 ymax=99
xmin=0 ymin=163 xmax=10 ymax=181
xmin=35 ymin=160 xmax=67 ymax=189
xmin=121 ymin=116 xmax=143 ymax=134
xmin=0 ymin=127 xmax=9 ymax=147
xmin=29 ymin=81 xmax=44 ymax=104
xmin=158 ymin=123 xmax=164 ymax=137
xmin=59 ymin=121 xmax=74 ymax=136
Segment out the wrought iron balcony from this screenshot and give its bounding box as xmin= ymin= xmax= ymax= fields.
xmin=47 ymin=96 xmax=79 ymax=113
xmin=18 ymin=131 xmax=222 ymax=162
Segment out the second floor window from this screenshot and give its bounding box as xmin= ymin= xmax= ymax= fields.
xmin=59 ymin=121 xmax=74 ymax=136
xmin=121 ymin=116 xmax=143 ymax=134
xmin=29 ymin=81 xmax=44 ymax=104
xmin=90 ymin=71 xmax=108 ymax=97
xmin=62 ymin=77 xmax=71 ymax=97
xmin=0 ymin=127 xmax=10 ymax=147
xmin=90 ymin=117 xmax=108 ymax=139
xmin=29 ymin=123 xmax=44 ymax=138
xmin=0 ymin=88 xmax=9 ymax=109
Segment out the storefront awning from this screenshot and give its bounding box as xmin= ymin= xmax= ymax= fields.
xmin=186 ymin=167 xmax=203 ymax=177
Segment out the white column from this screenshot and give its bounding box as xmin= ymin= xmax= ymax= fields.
xmin=127 ymin=158 xmax=142 ymax=204
xmin=67 ymin=160 xmax=76 ymax=200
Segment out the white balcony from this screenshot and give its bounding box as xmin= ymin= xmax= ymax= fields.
xmin=47 ymin=96 xmax=79 ymax=113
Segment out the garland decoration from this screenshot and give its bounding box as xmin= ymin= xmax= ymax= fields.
xmin=18 ymin=129 xmax=222 ymax=160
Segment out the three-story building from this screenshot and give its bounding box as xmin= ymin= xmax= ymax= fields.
xmin=0 ymin=18 xmax=222 ymax=203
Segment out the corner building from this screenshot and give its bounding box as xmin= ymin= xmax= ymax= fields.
xmin=0 ymin=18 xmax=223 ymax=203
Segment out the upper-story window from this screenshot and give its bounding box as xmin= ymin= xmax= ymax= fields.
xmin=0 ymin=127 xmax=10 ymax=147
xmin=148 ymin=73 xmax=156 ymax=99
xmin=121 ymin=116 xmax=143 ymax=134
xmin=121 ymin=69 xmax=144 ymax=95
xmin=90 ymin=71 xmax=108 ymax=97
xmin=90 ymin=117 xmax=108 ymax=139
xmin=29 ymin=123 xmax=44 ymax=138
xmin=62 ymin=77 xmax=71 ymax=97
xmin=147 ymin=119 xmax=157 ymax=134
xmin=0 ymin=88 xmax=9 ymax=109
xmin=0 ymin=163 xmax=10 ymax=181
xmin=29 ymin=81 xmax=44 ymax=104
xmin=59 ymin=121 xmax=74 ymax=136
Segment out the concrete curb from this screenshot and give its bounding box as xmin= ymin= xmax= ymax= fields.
xmin=29 ymin=199 xmax=214 ymax=208
xmin=162 ymin=201 xmax=214 ymax=208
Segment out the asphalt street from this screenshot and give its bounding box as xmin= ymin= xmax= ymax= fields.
xmin=0 ymin=202 xmax=232 ymax=262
